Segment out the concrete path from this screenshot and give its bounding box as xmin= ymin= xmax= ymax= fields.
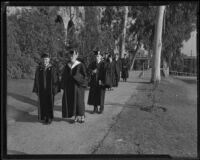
xmin=7 ymin=71 xmax=146 ymax=154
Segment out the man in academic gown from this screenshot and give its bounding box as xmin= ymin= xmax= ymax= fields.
xmin=33 ymin=53 xmax=60 ymax=124
xmin=88 ymin=50 xmax=106 ymax=114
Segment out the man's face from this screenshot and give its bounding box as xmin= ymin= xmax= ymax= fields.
xmin=43 ymin=57 xmax=50 ymax=67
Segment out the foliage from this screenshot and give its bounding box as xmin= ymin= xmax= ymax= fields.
xmin=7 ymin=7 xmax=66 ymax=78
xmin=128 ymin=3 xmax=197 ymax=70
xmin=7 ymin=4 xmax=197 ymax=78
xmin=162 ymin=2 xmax=197 ymax=70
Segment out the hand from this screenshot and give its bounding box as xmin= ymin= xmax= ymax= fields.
xmin=99 ymin=80 xmax=102 ymax=85
xmin=92 ymin=69 xmax=97 ymax=74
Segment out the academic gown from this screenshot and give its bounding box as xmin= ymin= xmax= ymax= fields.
xmin=113 ymin=58 xmax=122 ymax=87
xmin=104 ymin=60 xmax=113 ymax=88
xmin=110 ymin=61 xmax=117 ymax=87
xmin=121 ymin=58 xmax=130 ymax=79
xmin=61 ymin=61 xmax=87 ymax=118
xmin=32 ymin=64 xmax=60 ymax=120
xmin=87 ymin=61 xmax=106 ymax=106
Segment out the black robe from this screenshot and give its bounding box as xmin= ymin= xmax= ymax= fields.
xmin=87 ymin=61 xmax=106 ymax=106
xmin=33 ymin=64 xmax=60 ymax=120
xmin=121 ymin=58 xmax=130 ymax=79
xmin=104 ymin=60 xmax=112 ymax=88
xmin=113 ymin=58 xmax=122 ymax=87
xmin=61 ymin=61 xmax=87 ymax=118
xmin=110 ymin=61 xmax=117 ymax=87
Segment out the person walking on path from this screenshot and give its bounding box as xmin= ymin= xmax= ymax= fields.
xmin=33 ymin=53 xmax=60 ymax=125
xmin=121 ymin=53 xmax=130 ymax=82
xmin=88 ymin=50 xmax=106 ymax=114
xmin=61 ymin=50 xmax=88 ymax=123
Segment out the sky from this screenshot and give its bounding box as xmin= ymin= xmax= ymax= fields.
xmin=181 ymin=30 xmax=197 ymax=57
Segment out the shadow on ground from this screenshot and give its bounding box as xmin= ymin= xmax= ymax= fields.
xmin=7 ymin=103 xmax=74 ymax=124
xmin=8 ymin=92 xmax=38 ymax=107
xmin=125 ymin=81 xmax=151 ymax=84
xmin=174 ymin=78 xmax=197 ymax=84
xmin=7 ymin=150 xmax=28 ymax=154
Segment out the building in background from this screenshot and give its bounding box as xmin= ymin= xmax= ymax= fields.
xmin=129 ymin=49 xmax=151 ymax=70
xmin=183 ymin=54 xmax=197 ymax=74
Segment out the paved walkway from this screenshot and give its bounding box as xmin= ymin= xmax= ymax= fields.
xmin=7 ymin=71 xmax=147 ymax=154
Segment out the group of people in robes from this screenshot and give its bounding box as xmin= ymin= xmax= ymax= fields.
xmin=33 ymin=50 xmax=130 ymax=125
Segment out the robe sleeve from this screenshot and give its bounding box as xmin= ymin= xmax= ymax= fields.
xmin=52 ymin=67 xmax=61 ymax=95
xmin=73 ymin=64 xmax=88 ymax=87
xmin=32 ymin=67 xmax=39 ymax=93
xmin=61 ymin=66 xmax=66 ymax=89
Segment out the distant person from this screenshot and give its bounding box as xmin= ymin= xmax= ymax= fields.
xmin=121 ymin=53 xmax=130 ymax=82
xmin=33 ymin=53 xmax=60 ymax=125
xmin=88 ymin=50 xmax=106 ymax=114
xmin=108 ymin=54 xmax=115 ymax=90
xmin=61 ymin=50 xmax=88 ymax=123
xmin=113 ymin=53 xmax=122 ymax=87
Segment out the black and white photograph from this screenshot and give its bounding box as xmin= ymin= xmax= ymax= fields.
xmin=1 ymin=1 xmax=198 ymax=159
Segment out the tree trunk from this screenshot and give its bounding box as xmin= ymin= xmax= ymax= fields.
xmin=151 ymin=6 xmax=165 ymax=83
xmin=121 ymin=6 xmax=128 ymax=58
xmin=58 ymin=7 xmax=71 ymax=45
xmin=130 ymin=43 xmax=140 ymax=70
xmin=114 ymin=38 xmax=120 ymax=54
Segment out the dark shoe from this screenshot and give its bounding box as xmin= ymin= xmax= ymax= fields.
xmin=92 ymin=106 xmax=97 ymax=114
xmin=48 ymin=119 xmax=52 ymax=124
xmin=99 ymin=106 xmax=104 ymax=114
xmin=43 ymin=118 xmax=48 ymax=125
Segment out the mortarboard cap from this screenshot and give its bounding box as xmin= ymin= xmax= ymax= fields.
xmin=41 ymin=53 xmax=49 ymax=58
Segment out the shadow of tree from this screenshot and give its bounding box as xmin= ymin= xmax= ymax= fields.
xmin=126 ymin=81 xmax=151 ymax=84
xmin=175 ymin=78 xmax=197 ymax=84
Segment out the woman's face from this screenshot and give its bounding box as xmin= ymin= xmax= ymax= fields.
xmin=96 ymin=54 xmax=102 ymax=62
xmin=70 ymin=51 xmax=78 ymax=63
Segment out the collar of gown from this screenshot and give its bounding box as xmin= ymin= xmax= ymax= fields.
xmin=40 ymin=64 xmax=52 ymax=70
xmin=68 ymin=60 xmax=81 ymax=69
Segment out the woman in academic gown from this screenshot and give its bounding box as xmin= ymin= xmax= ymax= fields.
xmin=33 ymin=53 xmax=60 ymax=125
xmin=61 ymin=50 xmax=88 ymax=123
xmin=88 ymin=50 xmax=106 ymax=114
xmin=121 ymin=53 xmax=130 ymax=82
